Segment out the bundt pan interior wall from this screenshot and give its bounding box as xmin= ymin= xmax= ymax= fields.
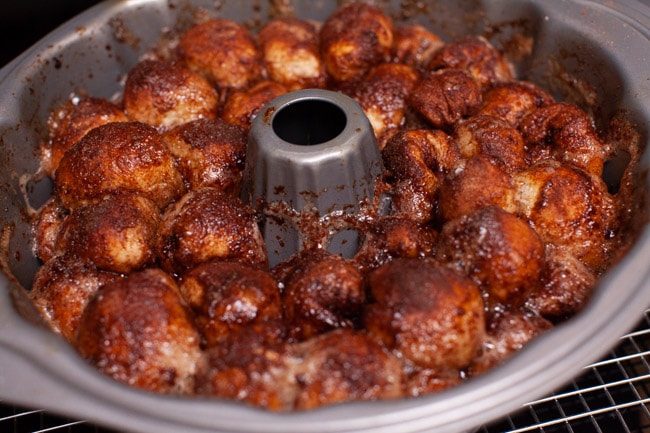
xmin=1 ymin=0 xmax=650 ymax=432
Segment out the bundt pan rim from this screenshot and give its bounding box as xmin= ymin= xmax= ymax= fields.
xmin=1 ymin=0 xmax=649 ymax=432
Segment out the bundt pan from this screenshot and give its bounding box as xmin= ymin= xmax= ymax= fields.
xmin=1 ymin=0 xmax=650 ymax=432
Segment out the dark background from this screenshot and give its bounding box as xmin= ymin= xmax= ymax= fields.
xmin=0 ymin=0 xmax=103 ymax=68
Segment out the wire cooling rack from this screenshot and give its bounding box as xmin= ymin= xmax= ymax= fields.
xmin=481 ymin=308 xmax=650 ymax=433
xmin=2 ymin=309 xmax=650 ymax=433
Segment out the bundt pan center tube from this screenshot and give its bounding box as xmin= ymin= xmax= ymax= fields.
xmin=242 ymin=89 xmax=387 ymax=266
xmin=0 ymin=0 xmax=650 ymax=433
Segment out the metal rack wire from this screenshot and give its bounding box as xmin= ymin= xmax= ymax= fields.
xmin=2 ymin=309 xmax=650 ymax=433
xmin=482 ymin=308 xmax=650 ymax=433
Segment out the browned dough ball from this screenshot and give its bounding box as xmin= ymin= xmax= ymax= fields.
xmin=428 ymin=36 xmax=513 ymax=88
xmin=319 ymin=2 xmax=393 ymax=82
xmin=221 ymin=80 xmax=287 ymax=130
xmin=293 ymin=329 xmax=404 ymax=409
xmin=157 ymin=187 xmax=268 ymax=274
xmin=277 ymin=249 xmax=365 ymax=341
xmin=438 ymin=155 xmax=517 ymax=222
xmin=44 ymin=97 xmax=128 ymax=176
xmin=393 ymin=24 xmax=444 ymax=68
xmin=32 ymin=196 xmax=68 ymax=263
xmin=29 ymin=253 xmax=122 ymax=343
xmin=436 ymin=206 xmax=545 ymax=308
xmin=178 ymin=18 xmax=263 ymax=90
xmin=404 ymin=368 xmax=462 ymax=398
xmin=364 ymin=258 xmax=485 ymax=370
xmin=519 ymin=102 xmax=608 ymax=176
xmin=53 ymin=190 xmax=160 ymax=274
xmin=195 ymin=321 xmax=294 ymax=410
xmin=75 ymin=268 xmax=202 ymax=394
xmin=179 ymin=261 xmax=282 ymax=347
xmin=351 ymin=62 xmax=420 ymax=146
xmin=353 ymin=215 xmax=438 ymax=273
xmin=514 ymin=160 xmax=618 ymax=272
xmin=163 ymin=118 xmax=247 ymax=193
xmin=452 ymin=114 xmax=527 ymax=173
xmin=123 ymin=59 xmax=219 ymax=130
xmin=409 ymin=69 xmax=482 ymax=129
xmin=526 ymin=246 xmax=597 ymax=322
xmin=479 ymin=80 xmax=554 ymax=127
xmin=470 ymin=308 xmax=553 ymax=375
xmin=382 ymin=129 xmax=460 ymax=223
xmin=55 ymin=121 xmax=185 ymax=209
xmin=258 ymin=17 xmax=327 ymax=91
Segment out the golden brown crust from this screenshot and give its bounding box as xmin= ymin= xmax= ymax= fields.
xmin=178 ymin=18 xmax=262 ymax=90
xmin=123 ymin=59 xmax=218 ymax=130
xmin=279 ymin=249 xmax=365 ymax=341
xmin=45 ymin=97 xmax=128 ymax=176
xmin=393 ymin=24 xmax=444 ymax=68
xmin=54 ymin=190 xmax=160 ymax=273
xmin=75 ymin=268 xmax=202 ymax=394
xmin=438 ymin=155 xmax=517 ymax=222
xmin=163 ymin=118 xmax=247 ymax=193
xmin=319 ymin=2 xmax=393 ymax=82
xmin=353 ymin=215 xmax=438 ymax=273
xmin=258 ymin=18 xmax=327 ymax=91
xmin=352 ymin=63 xmax=420 ymax=146
xmin=221 ymin=80 xmax=287 ymax=130
xmin=32 ymin=196 xmax=68 ymax=263
xmin=428 ymin=36 xmax=513 ymax=88
xmin=519 ymin=102 xmax=608 ymax=175
xmin=157 ymin=187 xmax=268 ymax=274
xmin=437 ymin=206 xmax=545 ymax=308
xmin=404 ymin=368 xmax=462 ymax=397
xmin=365 ymin=258 xmax=485 ymax=370
xmin=293 ymin=329 xmax=404 ymax=409
xmin=513 ymin=160 xmax=618 ymax=272
xmin=195 ymin=321 xmax=294 ymax=410
xmin=30 ymin=254 xmax=122 ymax=342
xmin=470 ymin=308 xmax=552 ymax=375
xmin=55 ymin=121 xmax=185 ymax=209
xmin=526 ymin=246 xmax=597 ymax=321
xmin=409 ymin=69 xmax=482 ymax=129
xmin=382 ymin=129 xmax=459 ymax=223
xmin=479 ymin=80 xmax=554 ymax=127
xmin=179 ymin=261 xmax=282 ymax=347
xmin=452 ymin=114 xmax=526 ymax=172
